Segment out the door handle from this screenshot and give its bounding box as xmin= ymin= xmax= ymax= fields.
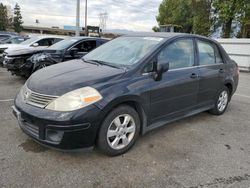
xmin=219 ymin=69 xmax=225 ymax=73
xmin=190 ymin=73 xmax=198 ymax=79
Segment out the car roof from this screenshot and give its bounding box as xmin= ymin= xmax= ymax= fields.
xmin=124 ymin=32 xmax=215 ymax=41
xmin=35 ymin=35 xmax=68 ymax=39
xmin=69 ymin=36 xmax=108 ymax=41
xmin=124 ymin=32 xmax=189 ymax=38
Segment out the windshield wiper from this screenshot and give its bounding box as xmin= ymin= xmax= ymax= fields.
xmin=84 ymin=59 xmax=122 ymax=69
xmin=82 ymin=58 xmax=100 ymax=66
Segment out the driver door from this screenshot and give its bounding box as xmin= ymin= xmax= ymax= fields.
xmin=148 ymin=38 xmax=199 ymax=124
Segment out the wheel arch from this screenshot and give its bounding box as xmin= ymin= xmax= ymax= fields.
xmin=224 ymin=80 xmax=234 ymax=96
xmin=96 ymin=96 xmax=148 ymax=141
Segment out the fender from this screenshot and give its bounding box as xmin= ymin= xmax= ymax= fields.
xmin=95 ymin=95 xmax=149 ymax=135
xmin=29 ymin=53 xmax=58 ymax=73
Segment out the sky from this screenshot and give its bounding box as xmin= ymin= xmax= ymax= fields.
xmin=2 ymin=0 xmax=162 ymax=32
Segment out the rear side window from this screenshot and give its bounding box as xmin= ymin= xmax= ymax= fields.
xmin=197 ymin=40 xmax=216 ymax=65
xmin=214 ymin=45 xmax=224 ymax=64
xmin=157 ymin=39 xmax=195 ymax=70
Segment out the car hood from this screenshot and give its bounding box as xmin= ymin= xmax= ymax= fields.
xmin=0 ymin=44 xmax=20 ymax=50
xmin=27 ymin=59 xmax=126 ymax=96
xmin=6 ymin=47 xmax=48 ymax=57
xmin=5 ymin=45 xmax=47 ymax=54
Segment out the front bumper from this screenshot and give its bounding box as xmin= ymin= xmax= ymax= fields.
xmin=13 ymin=93 xmax=103 ymax=150
xmin=4 ymin=56 xmax=32 ymax=77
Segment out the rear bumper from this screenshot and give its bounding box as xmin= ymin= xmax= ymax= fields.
xmin=13 ymin=93 xmax=103 ymax=150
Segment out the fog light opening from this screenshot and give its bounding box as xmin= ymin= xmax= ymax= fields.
xmin=46 ymin=129 xmax=63 ymax=143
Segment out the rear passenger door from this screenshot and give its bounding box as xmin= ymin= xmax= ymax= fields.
xmin=196 ymin=39 xmax=225 ymax=106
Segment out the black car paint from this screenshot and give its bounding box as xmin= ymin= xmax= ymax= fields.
xmin=13 ymin=33 xmax=239 ymax=150
xmin=4 ymin=37 xmax=108 ymax=77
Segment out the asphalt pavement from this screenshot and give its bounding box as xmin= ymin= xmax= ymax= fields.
xmin=0 ymin=67 xmax=250 ymax=188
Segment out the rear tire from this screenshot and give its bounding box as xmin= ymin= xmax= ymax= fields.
xmin=97 ymin=105 xmax=140 ymax=156
xmin=209 ymin=86 xmax=230 ymax=115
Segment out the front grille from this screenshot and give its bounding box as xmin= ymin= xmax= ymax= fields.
xmin=24 ymin=87 xmax=58 ymax=108
xmin=3 ymin=56 xmax=15 ymax=66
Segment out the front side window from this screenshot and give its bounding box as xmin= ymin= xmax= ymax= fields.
xmin=197 ymin=40 xmax=216 ymax=65
xmin=37 ymin=38 xmax=55 ymax=46
xmin=157 ymin=39 xmax=195 ymax=70
xmin=74 ymin=40 xmax=96 ymax=52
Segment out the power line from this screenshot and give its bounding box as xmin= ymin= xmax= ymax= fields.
xmin=109 ymin=0 xmax=158 ymax=13
xmin=99 ymin=11 xmax=108 ymax=31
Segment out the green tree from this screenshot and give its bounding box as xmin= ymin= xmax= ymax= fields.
xmin=152 ymin=26 xmax=160 ymax=32
xmin=156 ymin=0 xmax=212 ymax=36
xmin=239 ymin=2 xmax=250 ymax=38
xmin=156 ymin=0 xmax=193 ymax=33
xmin=0 ymin=3 xmax=8 ymax=31
xmin=13 ymin=3 xmax=23 ymax=33
xmin=192 ymin=0 xmax=213 ymax=36
xmin=213 ymin=0 xmax=248 ymax=38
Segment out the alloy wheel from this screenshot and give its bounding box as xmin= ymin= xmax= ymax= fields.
xmin=217 ymin=90 xmax=228 ymax=112
xmin=107 ymin=114 xmax=136 ymax=150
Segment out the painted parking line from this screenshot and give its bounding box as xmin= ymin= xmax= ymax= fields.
xmin=234 ymin=94 xmax=250 ymax=99
xmin=0 ymin=99 xmax=14 ymax=102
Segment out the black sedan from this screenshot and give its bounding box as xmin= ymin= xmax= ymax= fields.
xmin=12 ymin=33 xmax=239 ymax=156
xmin=4 ymin=37 xmax=108 ymax=77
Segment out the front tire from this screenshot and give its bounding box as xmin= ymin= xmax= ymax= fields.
xmin=209 ymin=86 xmax=230 ymax=115
xmin=97 ymin=105 xmax=140 ymax=156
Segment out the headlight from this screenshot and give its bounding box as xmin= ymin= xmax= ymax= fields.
xmin=20 ymin=83 xmax=28 ymax=100
xmin=46 ymin=87 xmax=102 ymax=111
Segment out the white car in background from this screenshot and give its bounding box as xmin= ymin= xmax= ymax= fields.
xmin=0 ymin=35 xmax=66 ymax=65
xmin=0 ymin=35 xmax=66 ymax=55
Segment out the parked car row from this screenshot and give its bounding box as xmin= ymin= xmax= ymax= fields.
xmin=0 ymin=31 xmax=18 ymax=41
xmin=10 ymin=33 xmax=239 ymax=156
xmin=0 ymin=32 xmax=29 ymax=44
xmin=1 ymin=35 xmax=108 ymax=77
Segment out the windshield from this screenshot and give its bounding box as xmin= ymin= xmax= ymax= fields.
xmin=3 ymin=37 xmax=24 ymax=44
xmin=48 ymin=38 xmax=78 ymax=50
xmin=20 ymin=37 xmax=38 ymax=45
xmin=84 ymin=37 xmax=163 ymax=67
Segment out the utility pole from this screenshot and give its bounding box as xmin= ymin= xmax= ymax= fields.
xmin=84 ymin=0 xmax=88 ymax=36
xmin=76 ymin=0 xmax=80 ymax=36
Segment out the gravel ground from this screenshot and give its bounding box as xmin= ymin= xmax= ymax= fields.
xmin=0 ymin=67 xmax=250 ymax=188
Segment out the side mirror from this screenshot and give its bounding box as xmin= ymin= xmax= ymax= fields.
xmin=70 ymin=48 xmax=79 ymax=56
xmin=151 ymin=62 xmax=169 ymax=81
xmin=32 ymin=43 xmax=39 ymax=47
xmin=157 ymin=62 xmax=169 ymax=74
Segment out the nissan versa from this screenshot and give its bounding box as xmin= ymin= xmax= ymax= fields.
xmin=12 ymin=33 xmax=239 ymax=156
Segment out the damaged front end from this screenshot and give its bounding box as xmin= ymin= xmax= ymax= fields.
xmin=4 ymin=54 xmax=33 ymax=77
xmin=28 ymin=52 xmax=59 ymax=73
xmin=4 ymin=52 xmax=59 ymax=78
xmin=0 ymin=49 xmax=7 ymax=66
